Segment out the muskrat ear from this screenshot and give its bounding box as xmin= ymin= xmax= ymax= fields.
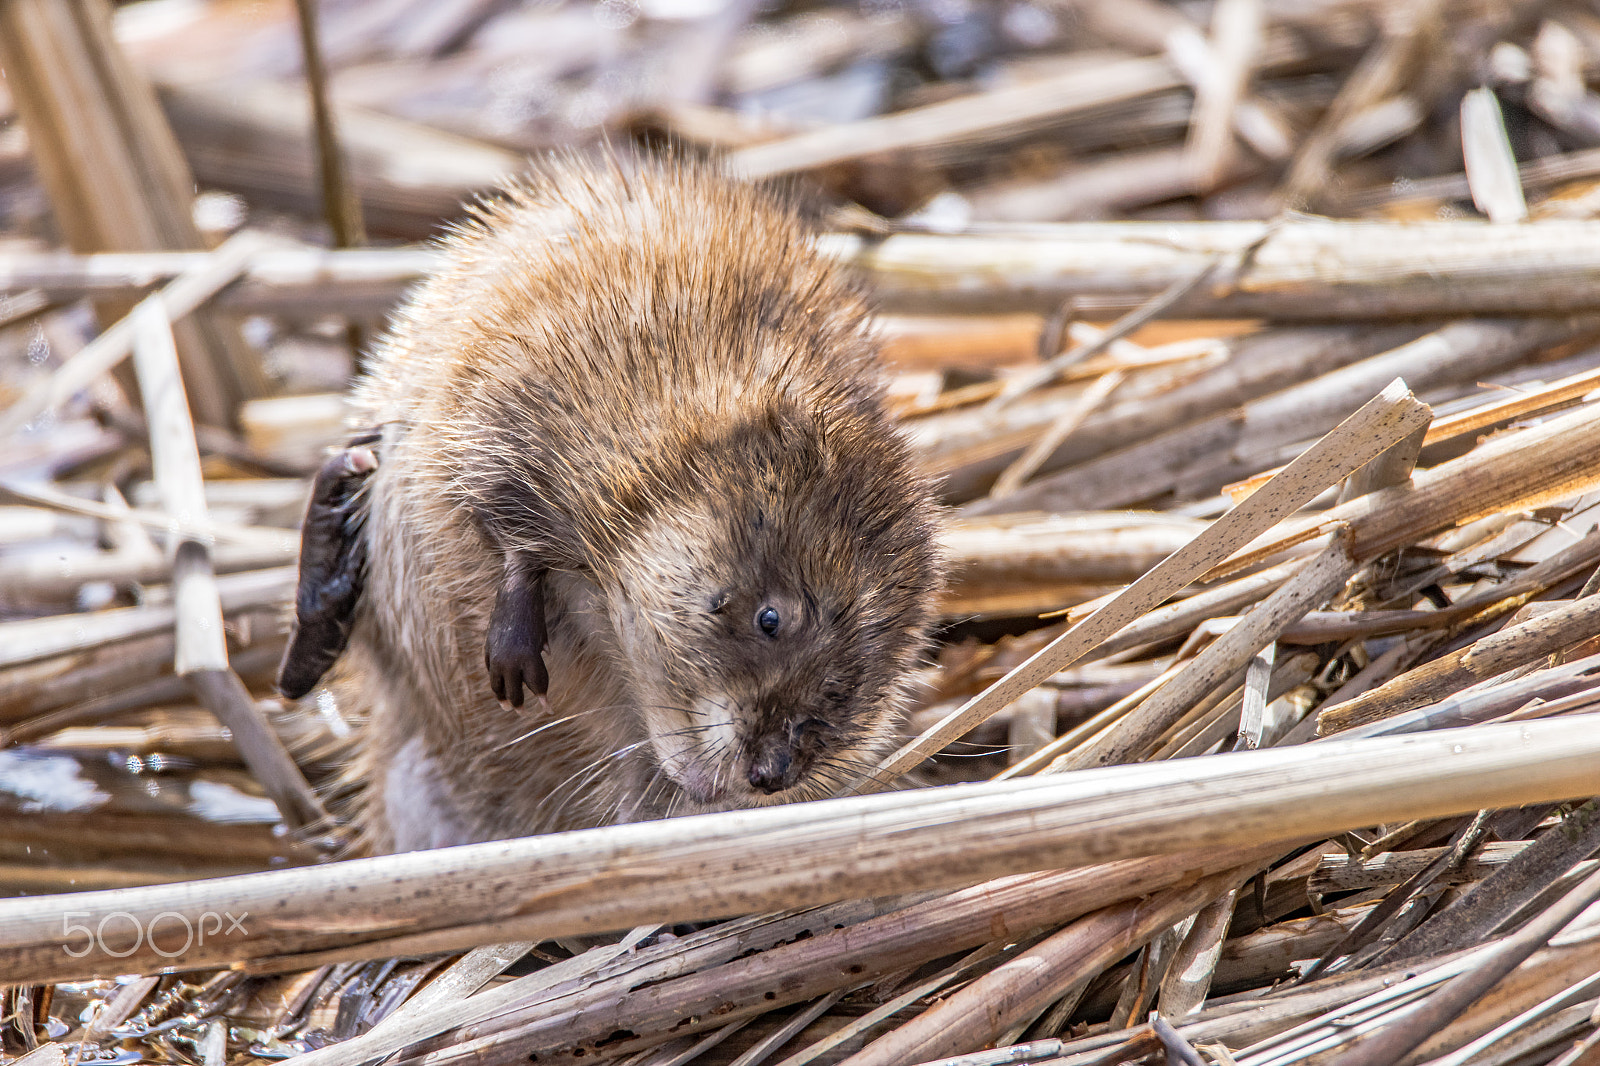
xmin=709 ymin=590 xmax=731 ymax=614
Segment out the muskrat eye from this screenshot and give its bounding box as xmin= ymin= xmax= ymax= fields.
xmin=756 ymin=605 xmax=781 ymax=637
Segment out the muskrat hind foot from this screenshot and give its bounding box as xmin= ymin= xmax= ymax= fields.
xmin=277 ymin=433 xmax=380 ymax=699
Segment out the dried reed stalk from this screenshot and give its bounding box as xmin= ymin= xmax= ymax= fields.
xmin=14 ymin=219 xmax=1600 ymax=322
xmin=5 ymin=713 xmax=1600 ymax=983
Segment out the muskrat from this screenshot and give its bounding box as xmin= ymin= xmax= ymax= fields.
xmin=279 ymin=157 xmax=943 ymax=854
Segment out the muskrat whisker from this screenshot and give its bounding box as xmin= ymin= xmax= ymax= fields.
xmin=533 ymin=738 xmax=657 ymax=822
xmin=498 ymin=702 xmax=710 ymax=755
xmin=813 ymin=759 xmax=899 ymax=790
xmin=537 ymin=721 xmax=721 ymax=823
xmin=490 ymin=711 xmax=597 ymax=752
xmin=622 ymin=767 xmax=671 ymax=824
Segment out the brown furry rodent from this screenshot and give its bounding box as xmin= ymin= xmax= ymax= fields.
xmin=279 ymin=157 xmax=942 ymax=854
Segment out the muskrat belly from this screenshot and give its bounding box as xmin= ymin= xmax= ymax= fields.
xmin=380 ymin=733 xmax=480 ymax=851
xmin=359 ymin=584 xmax=648 ymax=850
xmin=367 ymin=689 xmax=643 ymax=851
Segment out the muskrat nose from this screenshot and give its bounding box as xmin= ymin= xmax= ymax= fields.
xmin=747 ymin=747 xmax=794 ymax=794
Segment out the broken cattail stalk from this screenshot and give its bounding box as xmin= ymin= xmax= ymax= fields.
xmin=0 ymin=231 xmax=266 ymax=439
xmin=1224 ymin=399 xmax=1600 ymax=575
xmin=973 ymin=317 xmax=1590 ymax=515
xmin=836 ymin=869 xmax=1249 ymax=1066
xmin=127 ymin=300 xmax=322 ymax=830
xmin=0 ymin=568 xmax=296 ymax=671
xmin=1054 ymin=531 xmax=1359 ymax=771
xmin=1319 ymin=594 xmax=1600 ymax=735
xmin=874 ymin=381 xmax=1430 ymax=785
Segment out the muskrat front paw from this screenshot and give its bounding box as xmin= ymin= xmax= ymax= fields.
xmin=485 ymin=629 xmax=548 ymax=708
xmin=486 ymin=564 xmax=548 ymax=708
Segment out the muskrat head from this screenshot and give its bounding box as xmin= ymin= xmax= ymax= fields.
xmin=607 ymin=418 xmax=942 ymax=811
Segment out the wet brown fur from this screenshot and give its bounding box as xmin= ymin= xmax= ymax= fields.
xmin=335 ymin=157 xmax=942 ymax=853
